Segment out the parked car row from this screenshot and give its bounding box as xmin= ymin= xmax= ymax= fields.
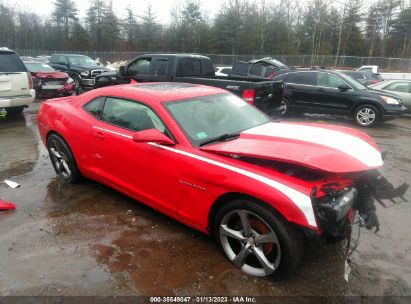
xmin=272 ymin=68 xmax=407 ymax=127
xmin=1 ymin=49 xmax=409 ymax=126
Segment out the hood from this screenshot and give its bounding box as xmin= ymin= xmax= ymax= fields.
xmin=32 ymin=71 xmax=69 ymax=79
xmin=71 ymin=64 xmax=108 ymax=71
xmin=365 ymin=88 xmax=403 ymax=100
xmin=200 ymin=122 xmax=383 ymax=173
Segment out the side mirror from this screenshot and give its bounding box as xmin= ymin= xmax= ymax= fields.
xmin=59 ymin=62 xmax=67 ymax=66
xmin=132 ymin=129 xmax=174 ymax=146
xmin=338 ymin=84 xmax=350 ymax=91
xmin=119 ymin=65 xmax=127 ymax=76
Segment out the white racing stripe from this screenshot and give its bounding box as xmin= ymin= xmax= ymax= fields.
xmin=149 ymin=143 xmax=317 ymax=227
xmin=244 ymin=123 xmax=383 ymax=167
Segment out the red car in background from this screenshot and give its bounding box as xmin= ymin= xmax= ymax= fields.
xmin=24 ymin=61 xmax=75 ymax=97
xmin=37 ymin=83 xmax=407 ymax=278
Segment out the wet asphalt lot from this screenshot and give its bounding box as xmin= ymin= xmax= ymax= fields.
xmin=0 ymin=101 xmax=410 ymax=298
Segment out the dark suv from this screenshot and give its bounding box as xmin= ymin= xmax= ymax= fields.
xmin=273 ymin=69 xmax=407 ymax=127
xmin=49 ymin=54 xmax=109 ymax=89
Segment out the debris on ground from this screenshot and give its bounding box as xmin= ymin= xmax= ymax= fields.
xmin=3 ymin=180 xmax=20 ymax=188
xmin=0 ymin=199 xmax=16 ymax=211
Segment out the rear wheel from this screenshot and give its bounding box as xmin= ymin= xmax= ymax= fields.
xmin=354 ymin=104 xmax=381 ymax=127
xmin=6 ymin=106 xmax=24 ymax=116
xmin=47 ymin=134 xmax=80 ymax=183
xmin=280 ymin=98 xmax=290 ymax=116
xmin=213 ymin=199 xmax=304 ymax=278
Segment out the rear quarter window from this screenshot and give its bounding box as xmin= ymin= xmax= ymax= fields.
xmin=84 ymin=97 xmax=105 ymax=119
xmin=0 ymin=53 xmax=27 ymax=72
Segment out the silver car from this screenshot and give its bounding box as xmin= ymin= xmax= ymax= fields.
xmin=369 ymin=80 xmax=411 ymax=112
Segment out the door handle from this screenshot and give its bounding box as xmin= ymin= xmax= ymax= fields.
xmin=95 ymin=131 xmax=105 ymax=140
xmin=317 ymin=88 xmax=325 ymax=92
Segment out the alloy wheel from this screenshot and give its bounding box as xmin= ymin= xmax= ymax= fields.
xmin=219 ymin=209 xmax=281 ymax=276
xmin=49 ymin=139 xmax=71 ymax=180
xmin=356 ymin=107 xmax=376 ymax=126
xmin=280 ymin=99 xmax=288 ymax=116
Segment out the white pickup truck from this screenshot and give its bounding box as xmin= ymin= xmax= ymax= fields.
xmin=0 ymin=48 xmax=35 ymax=115
xmin=357 ymin=65 xmax=411 ymax=80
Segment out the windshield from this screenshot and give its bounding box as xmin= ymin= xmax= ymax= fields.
xmin=67 ymin=55 xmax=96 ymax=66
xmin=25 ymin=62 xmax=55 ymax=73
xmin=165 ymin=93 xmax=271 ymax=146
xmin=336 ymin=71 xmax=368 ymax=90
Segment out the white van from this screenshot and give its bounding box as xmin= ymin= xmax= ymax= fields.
xmin=0 ymin=48 xmax=35 ymax=115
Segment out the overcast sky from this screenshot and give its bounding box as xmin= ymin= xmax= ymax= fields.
xmin=4 ymin=0 xmax=222 ymax=23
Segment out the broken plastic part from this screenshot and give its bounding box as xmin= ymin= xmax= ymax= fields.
xmin=0 ymin=199 xmax=16 ymax=211
xmin=3 ymin=180 xmax=20 ymax=188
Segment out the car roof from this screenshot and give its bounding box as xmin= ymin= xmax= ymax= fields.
xmin=142 ymin=53 xmax=210 ymax=59
xmin=23 ymin=61 xmax=45 ymax=64
xmin=52 ymin=54 xmax=89 ymax=57
xmin=92 ymin=83 xmax=227 ymax=103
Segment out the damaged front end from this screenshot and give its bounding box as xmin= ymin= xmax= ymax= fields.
xmin=312 ymin=170 xmax=408 ymax=240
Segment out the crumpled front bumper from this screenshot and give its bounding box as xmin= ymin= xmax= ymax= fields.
xmin=312 ymin=171 xmax=408 ymax=238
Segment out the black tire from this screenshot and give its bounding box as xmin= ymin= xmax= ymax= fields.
xmin=354 ymin=104 xmax=381 ymax=127
xmin=46 ymin=134 xmax=80 ymax=183
xmin=280 ymin=98 xmax=291 ymax=116
xmin=71 ymin=74 xmax=82 ymax=93
xmin=6 ymin=106 xmax=24 ymax=116
xmin=213 ymin=198 xmax=304 ymax=279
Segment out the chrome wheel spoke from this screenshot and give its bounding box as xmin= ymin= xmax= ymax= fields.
xmin=50 ymin=148 xmax=62 ymax=159
xmin=62 ymin=161 xmax=71 ymax=175
xmin=237 ymin=210 xmax=251 ymax=235
xmin=255 ymin=232 xmax=279 ymax=245
xmin=232 ymin=245 xmax=250 ymax=268
xmin=220 ymin=225 xmax=246 ymax=241
xmin=254 ymin=247 xmax=275 ymax=274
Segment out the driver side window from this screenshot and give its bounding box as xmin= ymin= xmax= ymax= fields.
xmin=128 ymin=58 xmax=152 ymax=76
xmin=101 ymin=97 xmax=166 ymax=133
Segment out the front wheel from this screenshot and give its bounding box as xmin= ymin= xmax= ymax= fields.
xmin=71 ymin=74 xmax=82 ymax=94
xmin=213 ymin=199 xmax=304 ymax=278
xmin=354 ymin=104 xmax=381 ymax=127
xmin=47 ymin=134 xmax=80 ymax=183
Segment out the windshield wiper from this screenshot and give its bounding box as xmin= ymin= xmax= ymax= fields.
xmin=199 ymin=133 xmax=240 ymax=147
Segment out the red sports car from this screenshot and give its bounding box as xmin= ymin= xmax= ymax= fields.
xmin=24 ymin=61 xmax=75 ymax=97
xmin=37 ymin=83 xmax=407 ymax=278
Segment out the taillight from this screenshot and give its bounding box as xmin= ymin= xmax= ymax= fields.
xmin=371 ymin=79 xmax=380 ymax=84
xmin=27 ymin=72 xmax=33 ymax=90
xmin=242 ymin=89 xmax=254 ymax=104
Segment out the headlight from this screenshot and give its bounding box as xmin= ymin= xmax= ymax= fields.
xmin=381 ymin=96 xmax=400 ymax=105
xmin=66 ymin=78 xmax=74 ymax=84
xmin=80 ymin=71 xmax=90 ymax=77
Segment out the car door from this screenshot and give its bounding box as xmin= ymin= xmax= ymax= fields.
xmin=128 ymin=57 xmax=153 ymax=82
xmin=313 ymin=72 xmax=354 ymax=114
xmin=92 ymin=97 xmax=181 ymax=216
xmin=281 ymin=71 xmax=316 ymax=110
